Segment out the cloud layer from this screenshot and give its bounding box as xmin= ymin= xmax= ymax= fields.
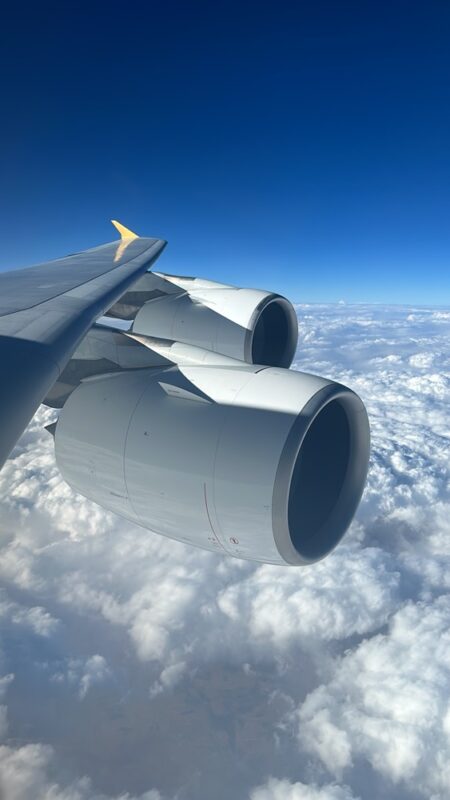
xmin=0 ymin=304 xmax=449 ymax=799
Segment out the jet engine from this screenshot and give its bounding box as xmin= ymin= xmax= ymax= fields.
xmin=54 ymin=357 xmax=370 ymax=566
xmin=131 ymin=273 xmax=299 ymax=367
xmin=1 ymin=215 xmax=370 ymax=567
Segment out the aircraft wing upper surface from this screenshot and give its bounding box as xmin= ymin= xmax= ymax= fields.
xmin=0 ymin=226 xmax=166 ymax=470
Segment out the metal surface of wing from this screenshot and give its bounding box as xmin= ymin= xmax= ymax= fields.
xmin=0 ymin=233 xmax=166 ymax=469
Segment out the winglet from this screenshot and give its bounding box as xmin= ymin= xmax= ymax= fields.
xmin=111 ymin=220 xmax=139 ymax=240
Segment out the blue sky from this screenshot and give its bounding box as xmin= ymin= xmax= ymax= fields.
xmin=1 ymin=0 xmax=449 ymax=303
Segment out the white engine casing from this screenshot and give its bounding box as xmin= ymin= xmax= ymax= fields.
xmin=54 ymin=361 xmax=370 ymax=566
xmin=132 ymin=276 xmax=298 ymax=367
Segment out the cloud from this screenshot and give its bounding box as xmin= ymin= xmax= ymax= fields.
xmin=250 ymin=778 xmax=359 ymax=800
xmin=0 ymin=303 xmax=448 ymax=799
xmin=296 ymin=597 xmax=450 ymax=796
xmin=217 ymin=545 xmax=399 ymax=646
xmin=51 ymin=655 xmax=111 ymax=700
xmin=0 ymin=590 xmax=59 ymax=637
xmin=0 ymin=742 xmax=163 ymax=800
xmin=0 ymin=674 xmax=14 ymax=741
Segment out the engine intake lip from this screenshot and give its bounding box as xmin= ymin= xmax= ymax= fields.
xmin=272 ymin=384 xmax=370 ymax=565
xmin=246 ymin=295 xmax=298 ymax=368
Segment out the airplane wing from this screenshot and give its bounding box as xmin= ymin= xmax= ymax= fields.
xmin=0 ymin=221 xmax=371 ymax=566
xmin=0 ymin=221 xmax=166 ymax=469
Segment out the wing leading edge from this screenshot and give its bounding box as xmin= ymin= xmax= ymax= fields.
xmin=0 ymin=223 xmax=166 ymax=470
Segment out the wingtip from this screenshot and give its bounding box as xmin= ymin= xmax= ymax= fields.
xmin=111 ymin=219 xmax=139 ymax=240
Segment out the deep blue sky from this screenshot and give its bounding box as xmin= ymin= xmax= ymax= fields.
xmin=1 ymin=1 xmax=449 ymax=303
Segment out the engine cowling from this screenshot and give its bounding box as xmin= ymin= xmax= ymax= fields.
xmin=131 ymin=274 xmax=299 ymax=368
xmin=54 ymin=362 xmax=370 ymax=565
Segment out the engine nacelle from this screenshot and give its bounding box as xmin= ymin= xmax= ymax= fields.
xmin=54 ymin=362 xmax=370 ymax=565
xmin=132 ymin=274 xmax=299 ymax=368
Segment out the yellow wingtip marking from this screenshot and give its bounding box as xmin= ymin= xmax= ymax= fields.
xmin=111 ymin=219 xmax=139 ymax=240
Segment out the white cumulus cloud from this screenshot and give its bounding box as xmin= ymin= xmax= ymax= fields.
xmin=296 ymin=596 xmax=450 ymax=797
xmin=250 ymin=777 xmax=359 ymax=800
xmin=0 ymin=303 xmax=448 ymax=800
